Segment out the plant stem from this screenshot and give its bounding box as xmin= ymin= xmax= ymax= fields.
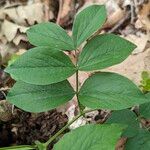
xmin=44 ymin=109 xmax=96 ymax=148
xmin=43 ymin=50 xmax=96 ymax=149
xmin=75 ymin=49 xmax=82 ymax=113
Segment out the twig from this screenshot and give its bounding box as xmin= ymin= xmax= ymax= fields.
xmin=44 ymin=0 xmax=50 ymax=21
xmin=108 ymin=12 xmax=130 ymax=33
xmin=56 ymin=0 xmax=63 ymax=24
xmin=130 ymin=0 xmax=136 ymax=24
xmin=44 ymin=109 xmax=97 ymax=147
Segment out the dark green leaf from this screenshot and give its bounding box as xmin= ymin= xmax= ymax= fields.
xmin=72 ymin=5 xmax=106 ymax=48
xmin=5 ymin=47 xmax=76 ymax=85
xmin=79 ymin=72 xmax=148 ymax=110
xmin=139 ymin=93 xmax=150 ymax=119
xmin=106 ymin=109 xmax=139 ymax=137
xmin=54 ymin=124 xmax=125 ymax=150
xmin=7 ymin=80 xmax=74 ymax=112
xmin=125 ymin=129 xmax=150 ymax=150
xmin=78 ymin=34 xmax=136 ymax=71
xmin=27 ymin=22 xmax=75 ymax=50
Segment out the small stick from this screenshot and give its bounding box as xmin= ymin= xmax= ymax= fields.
xmin=56 ymin=0 xmax=63 ymax=24
xmin=44 ymin=0 xmax=50 ymax=21
xmin=108 ymin=12 xmax=130 ymax=33
xmin=130 ymin=0 xmax=135 ymax=24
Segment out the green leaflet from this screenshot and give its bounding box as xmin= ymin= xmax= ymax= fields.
xmin=79 ymin=72 xmax=148 ymax=110
xmin=125 ymin=129 xmax=150 ymax=150
xmin=0 ymin=145 xmax=35 ymax=150
xmin=72 ymin=5 xmax=106 ymax=48
xmin=27 ymin=22 xmax=75 ymax=50
xmin=54 ymin=124 xmax=125 ymax=150
xmin=7 ymin=80 xmax=75 ymax=112
xmin=106 ymin=109 xmax=139 ymax=137
xmin=5 ymin=47 xmax=76 ymax=85
xmin=139 ymin=93 xmax=150 ymax=119
xmin=78 ymin=34 xmax=136 ymax=71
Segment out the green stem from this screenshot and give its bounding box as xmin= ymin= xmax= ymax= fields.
xmin=44 ymin=109 xmax=96 ymax=148
xmin=75 ymin=50 xmax=82 ymax=113
xmin=43 ymin=49 xmax=96 ymax=149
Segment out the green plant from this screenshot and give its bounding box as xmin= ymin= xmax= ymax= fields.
xmin=2 ymin=5 xmax=150 ymax=150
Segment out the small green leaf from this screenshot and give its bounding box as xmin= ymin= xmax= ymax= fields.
xmin=125 ymin=129 xmax=150 ymax=150
xmin=0 ymin=145 xmax=35 ymax=150
xmin=54 ymin=124 xmax=125 ymax=150
xmin=106 ymin=109 xmax=139 ymax=137
xmin=78 ymin=34 xmax=136 ymax=71
xmin=27 ymin=22 xmax=75 ymax=50
xmin=140 ymin=71 xmax=150 ymax=92
xmin=5 ymin=47 xmax=76 ymax=85
xmin=139 ymin=93 xmax=150 ymax=119
xmin=79 ymin=72 xmax=148 ymax=110
xmin=72 ymin=5 xmax=106 ymax=48
xmin=7 ymin=80 xmax=74 ymax=112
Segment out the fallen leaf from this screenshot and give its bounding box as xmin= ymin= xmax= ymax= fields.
xmin=1 ymin=20 xmax=28 ymax=42
xmin=138 ymin=1 xmax=150 ymax=30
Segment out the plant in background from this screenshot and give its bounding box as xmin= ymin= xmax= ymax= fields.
xmin=1 ymin=4 xmax=150 ymax=150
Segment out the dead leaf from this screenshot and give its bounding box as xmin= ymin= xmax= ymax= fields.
xmin=1 ymin=20 xmax=28 ymax=42
xmin=0 ymin=42 xmax=17 ymax=60
xmin=0 ymin=100 xmax=13 ymax=122
xmin=138 ymin=1 xmax=150 ymax=30
xmin=13 ymin=33 xmax=27 ymax=45
xmin=1 ymin=3 xmax=45 ymax=26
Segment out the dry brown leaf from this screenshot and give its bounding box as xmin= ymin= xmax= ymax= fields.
xmin=1 ymin=20 xmax=28 ymax=42
xmin=138 ymin=1 xmax=150 ymax=30
xmin=0 ymin=42 xmax=17 ymax=60
xmin=17 ymin=3 xmax=45 ymax=25
xmin=0 ymin=3 xmax=46 ymax=26
xmin=13 ymin=33 xmax=27 ymax=45
xmin=0 ymin=100 xmax=13 ymax=122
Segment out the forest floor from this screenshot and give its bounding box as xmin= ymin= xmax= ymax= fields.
xmin=0 ymin=0 xmax=150 ymax=149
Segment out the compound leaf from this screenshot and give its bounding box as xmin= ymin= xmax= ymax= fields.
xmin=5 ymin=47 xmax=76 ymax=85
xmin=7 ymin=80 xmax=75 ymax=112
xmin=78 ymin=34 xmax=136 ymax=71
xmin=72 ymin=5 xmax=106 ymax=48
xmin=54 ymin=124 xmax=124 ymax=150
xmin=27 ymin=22 xmax=75 ymax=50
xmin=79 ymin=72 xmax=148 ymax=110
